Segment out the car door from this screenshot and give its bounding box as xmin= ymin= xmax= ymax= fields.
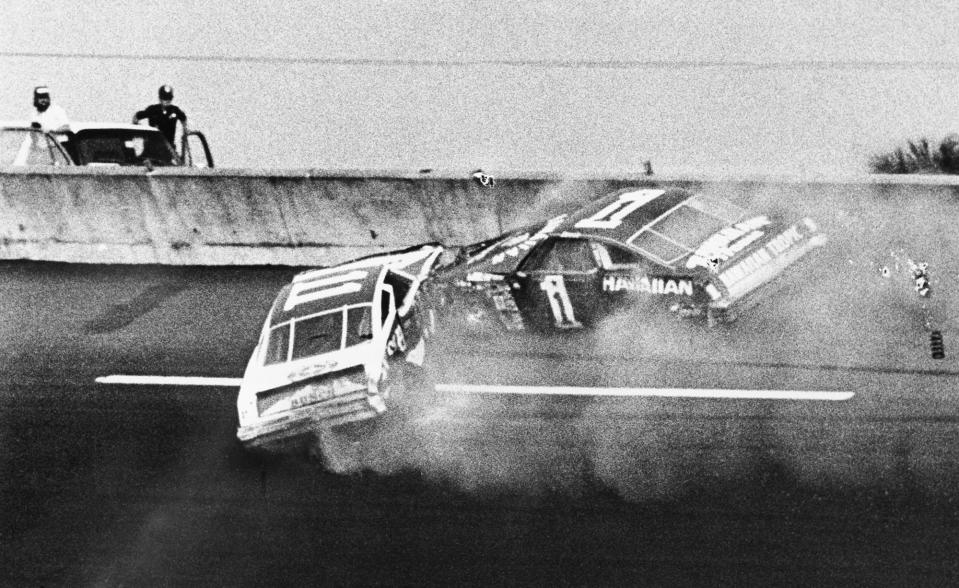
xmin=511 ymin=237 xmax=603 ymax=330
xmin=592 ymin=240 xmax=700 ymax=314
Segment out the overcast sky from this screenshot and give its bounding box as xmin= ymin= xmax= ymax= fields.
xmin=4 ymin=1 xmax=959 ymax=174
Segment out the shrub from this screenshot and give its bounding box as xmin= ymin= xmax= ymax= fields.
xmin=870 ymin=134 xmax=959 ymax=174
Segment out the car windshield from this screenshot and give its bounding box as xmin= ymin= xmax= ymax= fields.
xmin=264 ymin=304 xmax=373 ymax=366
xmin=0 ymin=128 xmax=71 ymax=165
xmin=65 ymin=129 xmax=179 ymax=166
xmin=629 ymin=195 xmax=743 ymax=266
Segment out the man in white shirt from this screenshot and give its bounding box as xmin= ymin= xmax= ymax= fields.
xmin=29 ymin=86 xmax=70 ymax=132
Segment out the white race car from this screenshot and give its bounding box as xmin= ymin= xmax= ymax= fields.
xmin=236 ymin=244 xmax=443 ymax=467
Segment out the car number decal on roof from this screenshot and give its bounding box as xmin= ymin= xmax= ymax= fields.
xmin=574 ymin=189 xmax=665 ymax=229
xmin=284 ymin=269 xmax=368 ymax=312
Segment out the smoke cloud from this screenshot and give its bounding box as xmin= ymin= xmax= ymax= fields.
xmin=312 ymin=181 xmax=959 ymax=501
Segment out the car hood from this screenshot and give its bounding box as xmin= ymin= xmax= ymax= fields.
xmin=678 ymin=215 xmax=827 ymax=303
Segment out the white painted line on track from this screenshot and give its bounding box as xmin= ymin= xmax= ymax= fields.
xmin=435 ymin=384 xmax=855 ymax=401
xmin=95 ymin=375 xmax=855 ymax=401
xmin=96 ymin=375 xmax=243 ymax=387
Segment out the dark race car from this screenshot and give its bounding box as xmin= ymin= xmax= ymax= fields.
xmin=236 ymin=244 xmax=443 ymax=470
xmin=424 ymin=186 xmax=826 ymax=332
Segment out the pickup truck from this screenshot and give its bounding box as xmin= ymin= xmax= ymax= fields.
xmin=0 ymin=122 xmax=213 ymax=168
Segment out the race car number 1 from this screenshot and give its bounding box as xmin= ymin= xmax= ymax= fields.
xmin=574 ymin=189 xmax=665 ymax=229
xmin=540 ymin=275 xmax=582 ymax=329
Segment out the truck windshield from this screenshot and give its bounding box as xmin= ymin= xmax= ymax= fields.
xmin=65 ymin=129 xmax=179 ymax=166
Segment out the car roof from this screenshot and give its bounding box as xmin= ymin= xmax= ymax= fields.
xmin=457 ymin=187 xmax=698 ymax=274
xmin=266 ymin=246 xmax=441 ymax=327
xmin=556 ymin=187 xmax=696 ymax=241
xmin=269 ymin=263 xmax=384 ymax=327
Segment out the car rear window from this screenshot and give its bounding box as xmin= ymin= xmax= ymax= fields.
xmin=292 ymin=312 xmax=343 ymax=360
xmin=650 ymin=204 xmax=729 ymax=250
xmin=629 ymin=195 xmax=743 ymax=266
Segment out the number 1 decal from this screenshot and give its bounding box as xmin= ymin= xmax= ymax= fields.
xmin=574 ymin=189 xmax=664 ymax=229
xmin=540 ymin=275 xmax=582 ymax=329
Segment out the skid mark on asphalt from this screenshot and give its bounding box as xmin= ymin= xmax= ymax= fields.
xmin=84 ymin=279 xmax=189 ymax=334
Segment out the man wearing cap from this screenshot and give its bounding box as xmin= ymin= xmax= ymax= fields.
xmin=132 ymin=85 xmax=188 ymax=146
xmin=29 ymin=86 xmax=70 ymax=132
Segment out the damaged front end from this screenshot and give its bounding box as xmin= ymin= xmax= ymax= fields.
xmin=698 ymin=217 xmax=828 ymax=325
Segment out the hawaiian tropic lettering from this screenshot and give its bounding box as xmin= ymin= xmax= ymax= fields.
xmin=718 ymin=225 xmax=804 ymax=286
xmin=602 ymin=275 xmax=694 ymax=296
xmin=765 ymin=226 xmax=802 ymax=255
xmin=686 ymin=216 xmax=771 ymax=269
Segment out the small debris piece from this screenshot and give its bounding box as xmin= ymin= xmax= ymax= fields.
xmin=880 ymin=266 xmax=890 ymax=278
xmin=908 ymin=259 xmax=931 ymax=297
xmin=931 ymin=331 xmax=945 ymax=360
xmin=471 ymin=169 xmax=495 ymax=187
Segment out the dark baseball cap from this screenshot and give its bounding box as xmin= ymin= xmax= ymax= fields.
xmin=159 ymin=85 xmax=174 ymax=100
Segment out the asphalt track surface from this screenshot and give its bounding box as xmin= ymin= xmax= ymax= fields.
xmin=2 ymin=261 xmax=959 ymax=587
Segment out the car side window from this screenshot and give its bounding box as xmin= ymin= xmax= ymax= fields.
xmin=592 ymin=241 xmax=653 ymax=270
xmin=380 ymin=288 xmax=393 ymax=326
xmin=521 ymin=238 xmax=597 ymax=273
xmin=383 ymin=271 xmax=412 ymax=312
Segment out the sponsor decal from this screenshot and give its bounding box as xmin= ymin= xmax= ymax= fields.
xmin=289 ymin=376 xmax=365 ymax=409
xmin=686 ymin=216 xmax=771 ymax=269
xmin=466 ymin=271 xmax=504 ymax=282
xmin=287 ymin=360 xmax=339 ymax=382
xmin=718 ymin=225 xmax=804 ymax=286
xmin=765 ymin=226 xmax=803 ymax=256
xmin=719 ymin=248 xmax=772 ymax=286
xmin=290 ymin=384 xmax=333 ymax=409
xmin=602 ymin=275 xmax=694 ymax=296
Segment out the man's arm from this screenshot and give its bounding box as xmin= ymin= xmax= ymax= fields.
xmin=176 ymin=106 xmax=189 ymax=133
xmin=131 ymin=105 xmax=151 ymax=124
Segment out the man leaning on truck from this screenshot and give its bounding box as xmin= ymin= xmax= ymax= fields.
xmin=132 ymin=84 xmax=188 ymax=146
